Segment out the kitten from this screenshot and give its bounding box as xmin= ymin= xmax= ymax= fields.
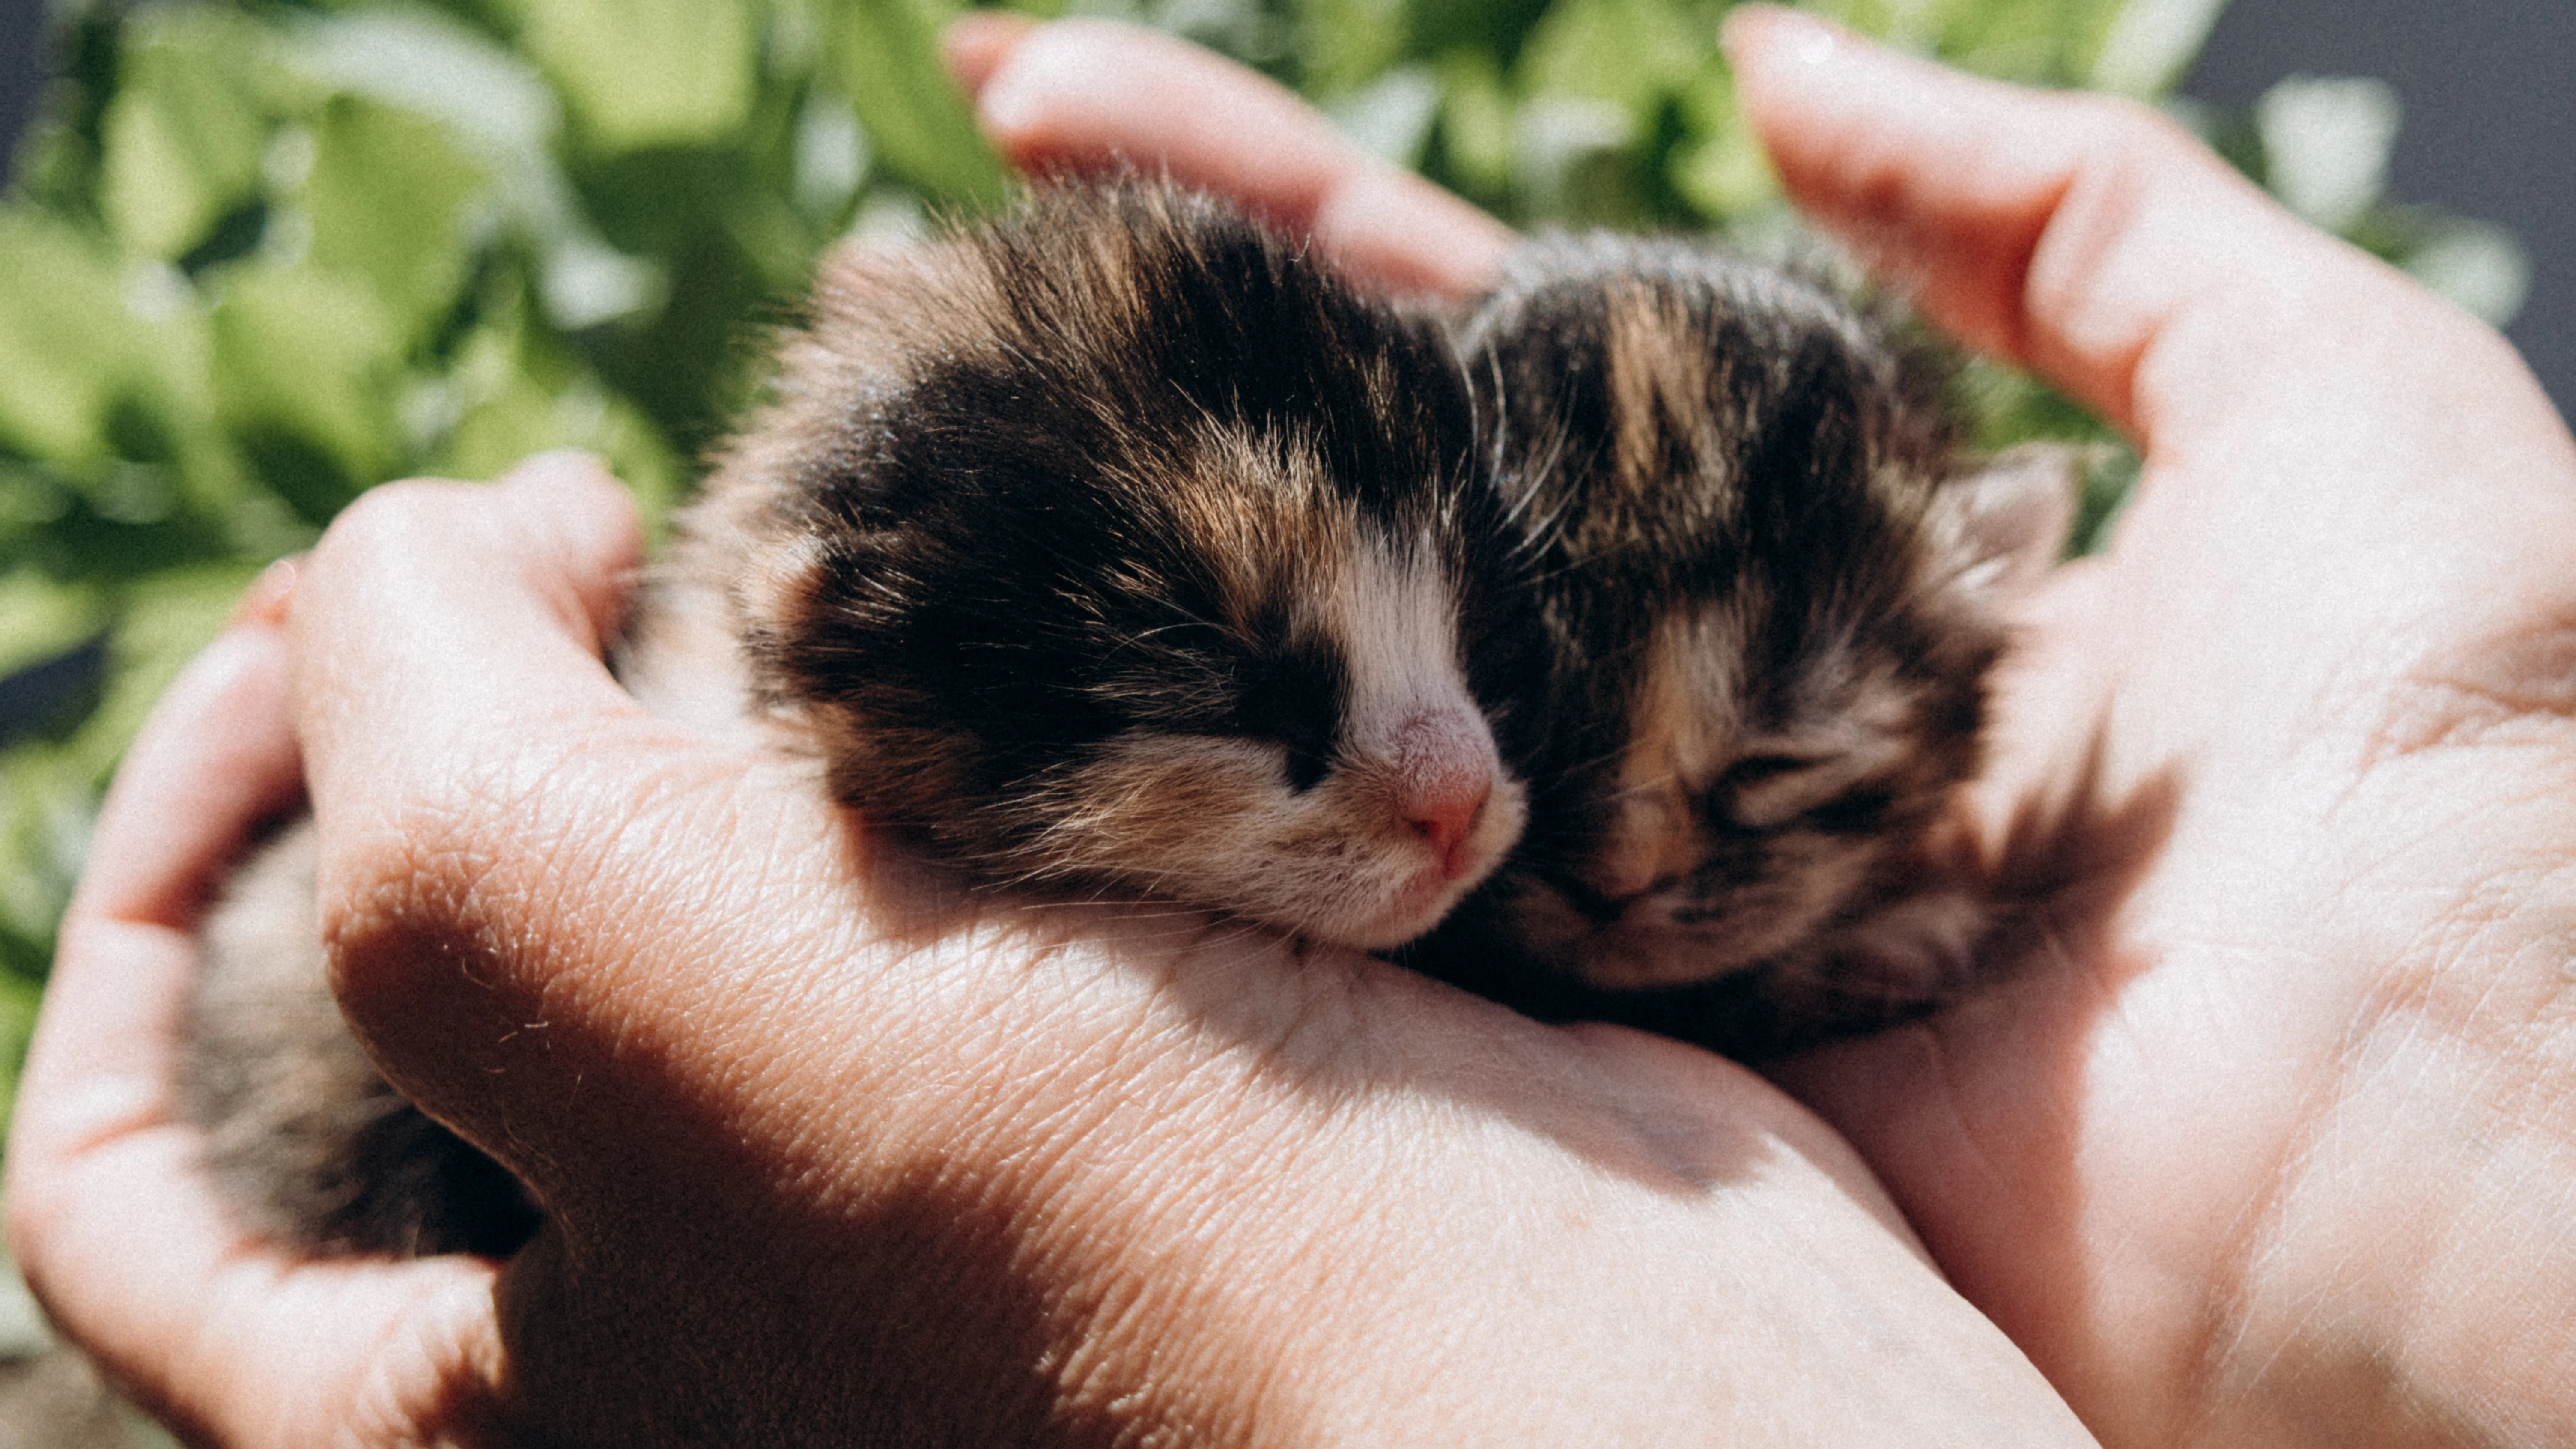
xmin=185 ymin=203 xmax=2069 ymax=1259
xmin=185 ymin=182 xmax=1537 ymax=1256
xmin=1407 ymin=235 xmax=2071 ymax=1058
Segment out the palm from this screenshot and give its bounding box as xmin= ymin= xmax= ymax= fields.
xmin=1785 ymin=279 xmax=2576 ymax=1440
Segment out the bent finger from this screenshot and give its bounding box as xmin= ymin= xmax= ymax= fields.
xmin=291 ymin=451 xmax=641 ymax=836
xmin=12 ymin=620 xmax=296 ymax=1190
xmin=281 ymin=453 xmax=832 ymax=1195
xmin=952 ymin=15 xmax=1512 ymax=297
xmin=5 ymin=613 xmax=510 ymax=1447
xmin=1723 ymin=6 xmax=2550 ymax=457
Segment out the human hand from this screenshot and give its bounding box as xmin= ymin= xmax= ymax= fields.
xmin=1723 ymin=14 xmax=2576 ymax=1448
xmin=955 ymin=8 xmax=2576 ymax=1445
xmin=954 ymin=9 xmax=2576 ymax=1446
xmin=6 ymin=453 xmax=2094 ymax=1445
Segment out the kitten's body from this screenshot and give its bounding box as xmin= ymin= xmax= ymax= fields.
xmin=1410 ymin=236 xmax=2069 ymax=1056
xmin=186 ymin=200 xmax=2070 ymax=1259
xmin=187 ymin=184 xmax=1534 ymax=1256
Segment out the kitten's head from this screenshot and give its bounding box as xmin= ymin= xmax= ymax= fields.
xmin=709 ymin=183 xmax=1534 ymax=949
xmin=1460 ymin=238 xmax=2069 ymax=990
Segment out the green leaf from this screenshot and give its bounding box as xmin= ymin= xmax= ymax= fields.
xmin=2398 ymin=218 xmax=2530 ymax=328
xmin=0 ymin=742 xmax=95 ymax=980
xmin=0 ymin=215 xmax=139 ymax=464
xmin=0 ymin=559 xmax=259 ymax=982
xmin=303 ymin=96 xmax=491 ymax=334
xmin=1431 ymin=47 xmax=1516 ymax=200
xmin=1332 ymin=66 xmax=1443 ymax=166
xmin=1668 ymin=63 xmax=1779 ymax=221
xmin=0 ymin=216 xmax=219 ymax=510
xmin=1297 ymin=0 xmax=1414 ymax=97
xmin=209 ymin=263 xmax=404 ymax=518
xmin=1407 ymin=0 xmax=1555 ymax=65
xmin=2256 ymin=74 xmax=2399 ymax=234
xmin=516 ymin=0 xmax=760 ymax=154
xmin=0 ymin=573 xmax=105 ymax=682
xmin=0 ymin=967 xmax=44 ymax=1124
xmin=97 ymin=6 xmax=277 ymax=260
xmin=2090 ymin=0 xmax=2230 ymax=97
xmin=825 ymin=0 xmax=1010 ymax=209
xmin=1516 ymin=0 xmax=1706 ymax=115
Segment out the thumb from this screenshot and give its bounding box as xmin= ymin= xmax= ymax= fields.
xmin=1722 ymin=7 xmax=2525 ymax=456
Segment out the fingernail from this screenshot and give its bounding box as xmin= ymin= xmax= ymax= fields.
xmin=229 ymin=555 xmax=302 ymax=629
xmin=974 ymin=52 xmax=1039 ymax=139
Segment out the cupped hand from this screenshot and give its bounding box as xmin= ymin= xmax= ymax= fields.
xmin=1727 ymin=15 xmax=2576 ymax=1448
xmin=957 ymin=8 xmax=2576 ymax=1446
xmin=6 ymin=449 xmax=2094 ymax=1445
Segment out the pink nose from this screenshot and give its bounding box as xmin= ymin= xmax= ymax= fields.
xmin=1387 ymin=705 xmax=1499 ymax=880
xmin=1404 ymin=777 xmax=1493 ymax=879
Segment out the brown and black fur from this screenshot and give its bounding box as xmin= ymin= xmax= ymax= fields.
xmin=186 ymin=204 xmax=2069 ymax=1261
xmin=185 ymin=183 xmax=1538 ymax=1258
xmin=662 ymin=183 xmax=1537 ymax=942
xmin=1406 ymin=235 xmax=2071 ymax=1058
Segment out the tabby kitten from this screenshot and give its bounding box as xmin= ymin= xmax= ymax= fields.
xmin=1410 ymin=235 xmax=2071 ymax=1056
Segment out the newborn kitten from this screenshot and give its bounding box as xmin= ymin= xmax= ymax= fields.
xmin=185 ymin=182 xmax=1535 ymax=1257
xmin=1410 ymin=235 xmax=2071 ymax=1057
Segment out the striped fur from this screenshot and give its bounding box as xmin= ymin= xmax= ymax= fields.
xmin=1410 ymin=236 xmax=2072 ymax=1054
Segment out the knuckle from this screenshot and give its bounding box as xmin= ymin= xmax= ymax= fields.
xmin=2061 ymin=90 xmax=2202 ymax=171
xmin=312 ymin=763 xmax=530 ymax=1000
xmin=311 ymin=477 xmax=477 ymax=574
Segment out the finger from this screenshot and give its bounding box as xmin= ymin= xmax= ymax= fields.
xmin=5 ymin=611 xmax=511 ymax=1446
xmin=69 ymin=634 xmax=303 ymax=937
xmin=1722 ymin=6 xmax=2540 ymax=452
xmin=954 ymin=17 xmax=1512 ymax=297
xmin=291 ymin=450 xmax=643 ymax=855
xmin=18 ymin=612 xmax=300 ymax=1275
xmin=15 ymin=619 xmax=297 ymax=1182
xmin=283 ymin=453 xmax=796 ymax=1175
xmin=228 ymin=553 xmax=302 ymax=629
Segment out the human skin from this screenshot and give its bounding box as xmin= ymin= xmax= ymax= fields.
xmin=1724 ymin=21 xmax=2576 ymax=1448
xmin=943 ymin=18 xmax=2576 ymax=1441
xmin=3 ymin=508 xmax=2097 ymax=1444
xmin=11 ymin=8 xmax=2576 ymax=1446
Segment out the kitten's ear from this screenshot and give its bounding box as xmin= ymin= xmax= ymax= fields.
xmin=1932 ymin=442 xmax=2082 ymax=600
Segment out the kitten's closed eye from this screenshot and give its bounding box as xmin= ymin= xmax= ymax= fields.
xmin=1232 ymin=645 xmax=1344 ymax=790
xmin=1714 ymin=754 xmax=1837 ymax=829
xmin=1797 ymin=787 xmax=1896 ymax=837
xmin=1279 ymin=744 xmax=1333 ymax=793
xmin=1718 ymin=744 xmax=1904 ymax=832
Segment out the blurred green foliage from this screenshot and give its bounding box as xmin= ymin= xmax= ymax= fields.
xmin=0 ymin=0 xmax=2531 ymax=1127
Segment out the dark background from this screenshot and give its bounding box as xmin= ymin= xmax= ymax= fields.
xmin=1 ymin=0 xmax=41 ymax=200
xmin=0 ymin=0 xmax=2570 ymax=414
xmin=2185 ymin=0 xmax=2575 ymax=415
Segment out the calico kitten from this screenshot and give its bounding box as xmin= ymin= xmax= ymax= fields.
xmin=185 ymin=182 xmax=1536 ymax=1257
xmin=1410 ymin=235 xmax=2071 ymax=1056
